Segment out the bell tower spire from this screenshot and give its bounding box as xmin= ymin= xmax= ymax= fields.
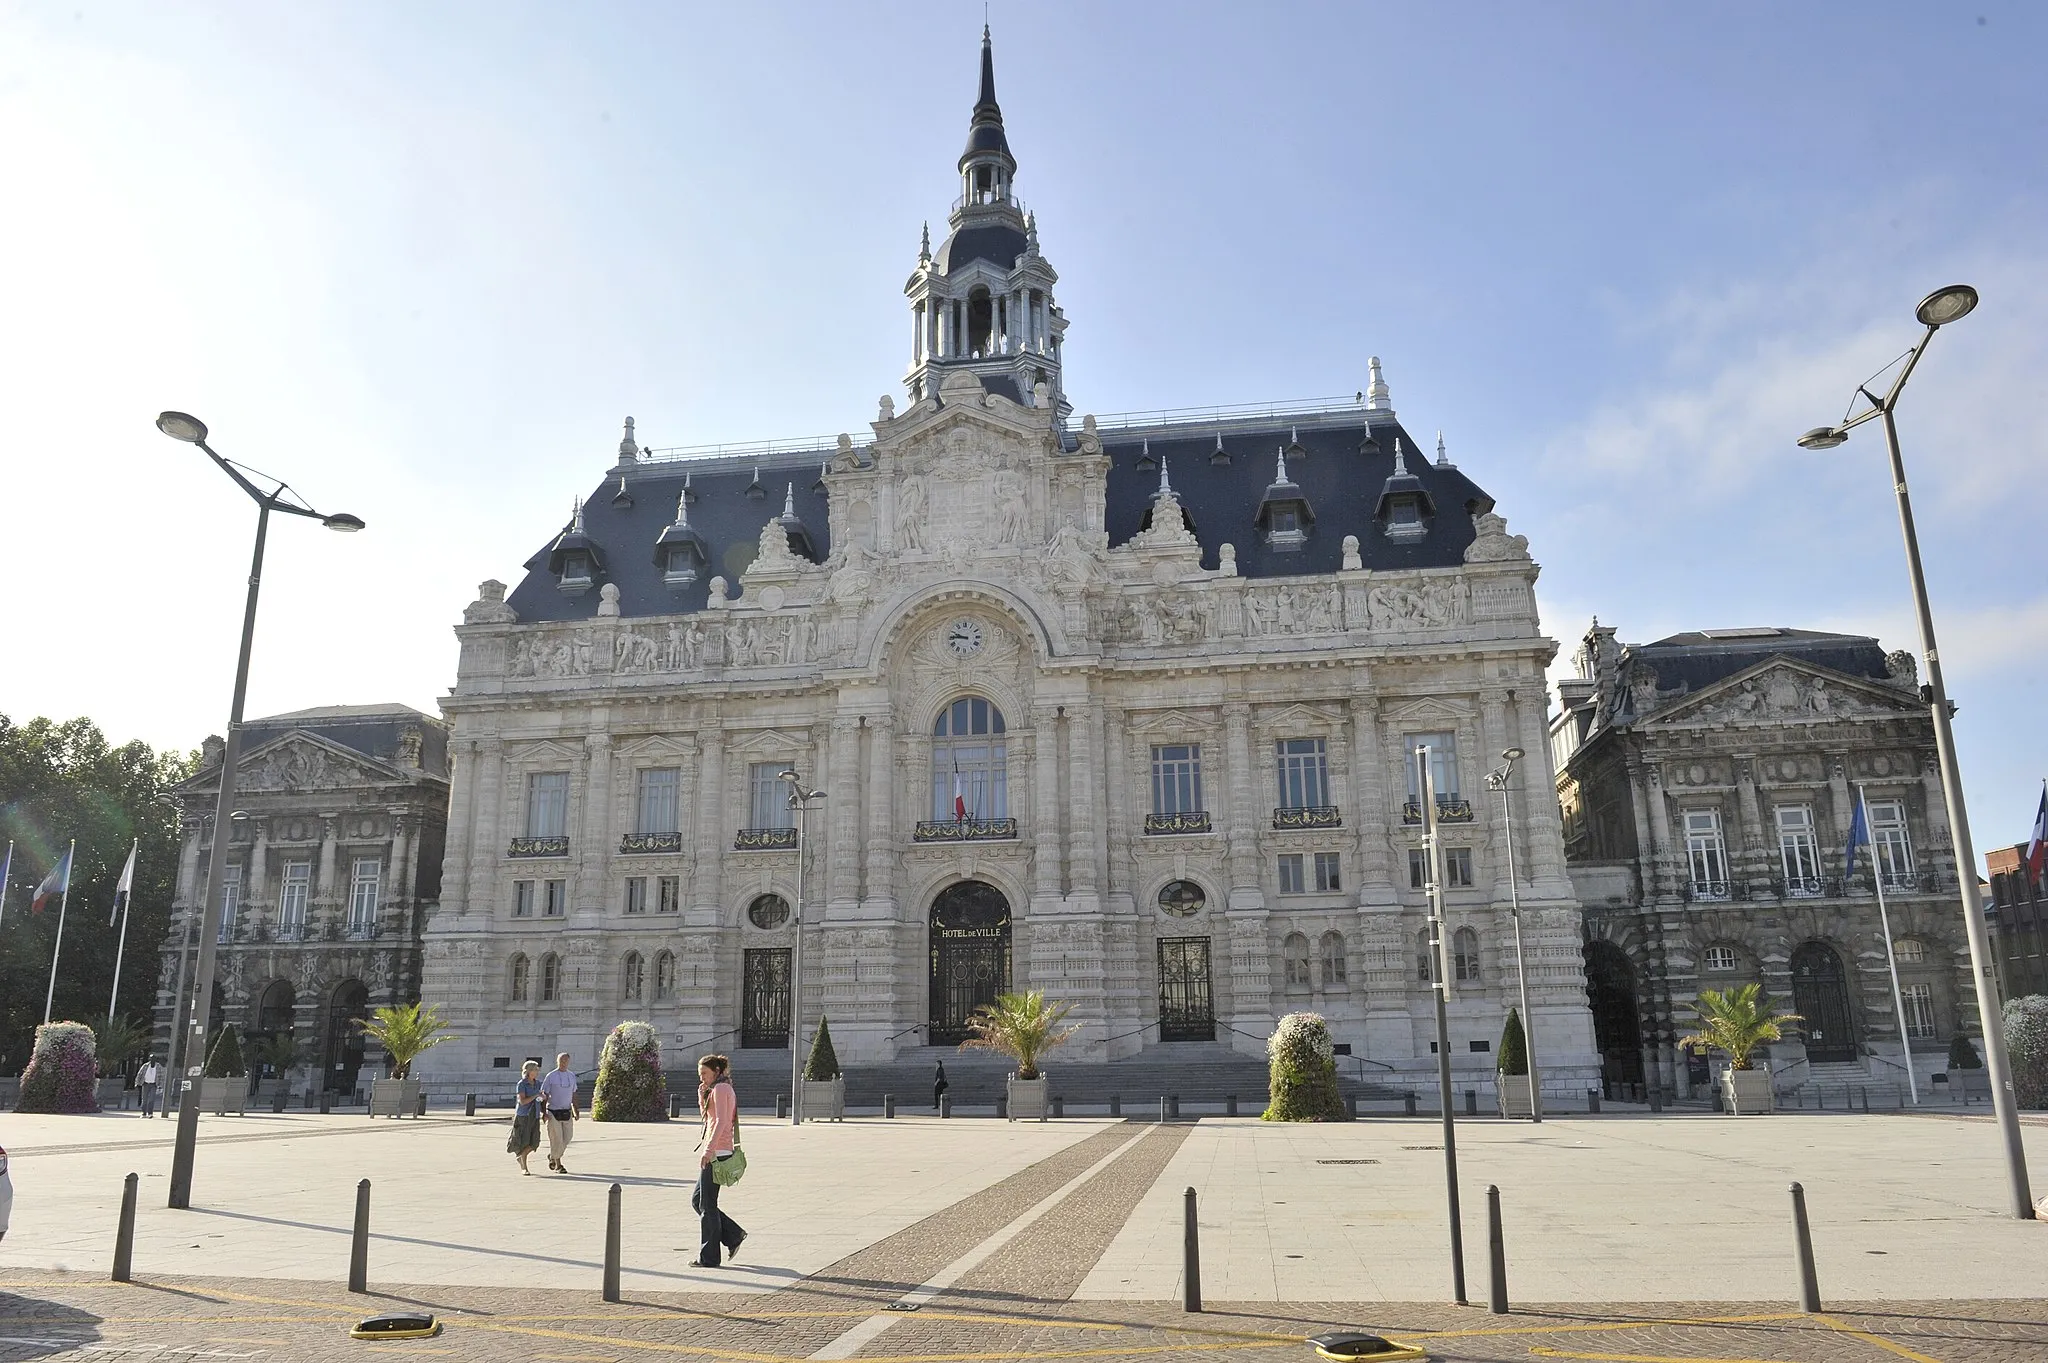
xmin=903 ymin=28 xmax=1068 ymax=416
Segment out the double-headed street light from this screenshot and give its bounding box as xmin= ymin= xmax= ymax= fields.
xmin=778 ymin=768 xmax=826 ymax=1125
xmin=156 ymin=411 xmax=362 ymax=1210
xmin=1484 ymin=747 xmax=1541 ymax=1122
xmin=1794 ymin=288 xmax=2035 ymax=1221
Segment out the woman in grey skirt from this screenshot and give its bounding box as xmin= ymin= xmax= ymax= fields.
xmin=507 ymin=1060 xmax=544 ymax=1174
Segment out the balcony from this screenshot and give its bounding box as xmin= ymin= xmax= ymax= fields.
xmin=1144 ymin=810 xmax=1213 ymax=836
xmin=914 ymin=818 xmax=1018 ymax=843
xmin=734 ymin=827 xmax=798 ymax=851
xmin=1687 ymin=879 xmax=1732 ymax=903
xmin=345 ymin=919 xmax=379 ymax=942
xmin=1401 ymin=798 xmax=1474 ymax=825
xmin=274 ymin=920 xmax=306 ymax=943
xmin=1273 ymin=805 xmax=1342 ymax=831
xmin=509 ymin=836 xmax=570 ymax=858
xmin=619 ymin=832 xmax=684 ymax=855
xmin=1780 ymin=875 xmax=1830 ymax=899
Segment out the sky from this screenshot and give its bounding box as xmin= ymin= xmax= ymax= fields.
xmin=2 ymin=2 xmax=2044 ymax=858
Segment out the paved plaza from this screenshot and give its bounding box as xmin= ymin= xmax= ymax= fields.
xmin=2 ymin=1108 xmax=2045 ymax=1360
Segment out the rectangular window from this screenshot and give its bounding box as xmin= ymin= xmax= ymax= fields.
xmin=542 ymin=878 xmax=566 ymax=917
xmin=1409 ymin=847 xmax=1473 ymax=888
xmin=1409 ymin=847 xmax=1429 ymax=890
xmin=749 ymin=763 xmax=794 ymax=829
xmin=1151 ymin=744 xmax=1204 ymax=815
xmin=1276 ymin=738 xmax=1329 ymax=810
xmin=348 ymin=858 xmax=381 ymax=936
xmin=1777 ymin=805 xmax=1821 ymax=889
xmin=635 ymin=767 xmax=681 ymax=836
xmin=1314 ymin=851 xmax=1342 ymax=892
xmin=1901 ymin=983 xmax=1936 ymax=1039
xmin=217 ymin=865 xmax=242 ymax=943
xmin=1404 ymin=732 xmax=1459 ymax=800
xmin=1704 ymin=944 xmax=1738 ymax=972
xmin=513 ymin=880 xmax=535 ymax=917
xmin=624 ymin=877 xmax=647 ymax=915
xmin=278 ymin=861 xmax=310 ymax=938
xmin=1685 ymin=809 xmax=1728 ymax=896
xmin=1278 ymin=853 xmax=1306 ymax=895
xmin=1869 ymin=799 xmax=1914 ymax=885
xmin=527 ymin=771 xmax=569 ymax=838
xmin=657 ymin=875 xmax=681 ymax=914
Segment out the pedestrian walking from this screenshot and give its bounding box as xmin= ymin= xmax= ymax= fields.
xmin=933 ymin=1059 xmax=949 ymax=1110
xmin=541 ymin=1053 xmax=579 ymax=1173
xmin=689 ymin=1053 xmax=746 ymax=1268
xmin=507 ymin=1060 xmax=544 ymax=1175
xmin=137 ymin=1057 xmax=162 ymax=1118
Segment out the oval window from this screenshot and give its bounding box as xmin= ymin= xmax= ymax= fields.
xmin=748 ymin=893 xmax=791 ymax=929
xmin=1158 ymin=880 xmax=1205 ymax=917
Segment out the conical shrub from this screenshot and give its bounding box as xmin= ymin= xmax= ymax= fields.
xmin=804 ymin=1016 xmax=842 ymax=1081
xmin=1497 ymin=1008 xmax=1529 ymax=1076
xmin=203 ymin=1024 xmax=246 ymax=1078
xmin=1262 ymin=1012 xmax=1347 ymax=1121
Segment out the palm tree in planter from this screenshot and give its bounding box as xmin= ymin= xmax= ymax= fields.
xmin=252 ymin=1032 xmax=309 ymax=1111
xmin=961 ymin=991 xmax=1079 ymax=1121
xmin=1680 ymin=984 xmax=1799 ymax=1115
xmin=354 ymin=1002 xmax=457 ymax=1117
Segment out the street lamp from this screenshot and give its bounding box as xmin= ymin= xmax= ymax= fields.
xmin=1793 ymin=287 xmax=2035 ymax=1221
xmin=157 ymin=412 xmax=363 ymax=1210
xmin=1484 ymin=747 xmax=1542 ymax=1122
xmin=1416 ymin=743 xmax=1467 ymax=1305
xmin=778 ymin=768 xmax=826 ymax=1125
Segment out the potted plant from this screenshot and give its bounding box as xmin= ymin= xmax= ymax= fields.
xmin=252 ymin=1033 xmax=307 ymax=1113
xmin=15 ymin=1021 xmax=102 ymax=1114
xmin=355 ymin=1002 xmax=456 ymax=1118
xmin=1680 ymin=984 xmax=1798 ymax=1115
xmin=593 ymin=1021 xmax=671 ymax=1121
xmin=1947 ymin=1032 xmax=1986 ymax=1100
xmin=1262 ymin=1012 xmax=1348 ymax=1122
xmin=962 ymin=991 xmax=1078 ymax=1121
xmin=1496 ymin=1007 xmax=1534 ymax=1118
xmin=95 ymin=1016 xmax=148 ymax=1110
xmin=800 ymin=1017 xmax=846 ymax=1121
xmin=199 ymin=1024 xmax=249 ymax=1115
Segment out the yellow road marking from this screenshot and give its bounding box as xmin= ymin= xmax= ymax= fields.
xmin=1406 ymin=1314 xmax=1809 ymax=1340
xmin=1815 ymin=1315 xmax=1948 ymax=1363
xmin=1530 ymin=1351 xmax=1796 ymax=1363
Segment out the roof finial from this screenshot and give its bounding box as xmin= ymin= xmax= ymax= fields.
xmin=919 ymin=220 xmax=931 ymax=262
xmin=1435 ymin=430 xmax=1452 ymax=468
xmin=1156 ymin=457 xmax=1172 ymax=498
xmin=569 ymin=495 xmax=585 ymax=533
xmin=618 ymin=415 xmax=639 ymax=462
xmin=1275 ymin=444 xmax=1290 ymax=484
xmin=1391 ymin=437 xmax=1409 ymax=477
xmin=783 ymin=482 xmax=796 ymax=518
xmin=1366 ymin=355 xmax=1391 ymax=411
xmin=674 ymin=488 xmax=690 ymax=526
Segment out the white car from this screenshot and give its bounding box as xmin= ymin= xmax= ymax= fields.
xmin=0 ymin=1144 xmax=11 ymax=1240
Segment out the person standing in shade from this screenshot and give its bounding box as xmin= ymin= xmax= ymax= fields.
xmin=690 ymin=1053 xmax=745 ymax=1268
xmin=541 ymin=1052 xmax=579 ymax=1173
xmin=137 ymin=1057 xmax=162 ymax=1118
xmin=933 ymin=1059 xmax=948 ymax=1110
xmin=507 ymin=1060 xmax=544 ymax=1175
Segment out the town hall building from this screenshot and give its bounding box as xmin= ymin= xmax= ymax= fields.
xmin=416 ymin=32 xmax=1598 ymax=1099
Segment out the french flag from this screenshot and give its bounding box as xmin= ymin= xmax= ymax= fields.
xmin=32 ymin=847 xmax=71 ymax=914
xmin=952 ymin=757 xmax=969 ymax=821
xmin=2025 ymin=783 xmax=2048 ymax=882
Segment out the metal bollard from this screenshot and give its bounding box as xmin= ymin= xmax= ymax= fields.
xmin=776 ymin=1092 xmax=789 ymax=1120
xmin=997 ymin=1093 xmax=1009 ymax=1120
xmin=884 ymin=1093 xmax=896 ymax=1119
xmin=603 ymin=1183 xmax=622 ymax=1303
xmin=940 ymin=1093 xmax=951 ymax=1119
xmin=1858 ymin=1086 xmax=1868 ymax=1112
xmin=1711 ymin=1086 xmax=1725 ymax=1113
xmin=670 ymin=1092 xmax=684 ymax=1119
xmin=348 ymin=1179 xmax=371 ymax=1293
xmin=1648 ymin=1086 xmax=1663 ymax=1113
xmin=1110 ymin=1094 xmax=1121 ymax=1117
xmin=1348 ymin=1093 xmax=1359 ymax=1120
xmin=1790 ymin=1181 xmax=1821 ymax=1311
xmin=1052 ymin=1095 xmax=1064 ymax=1118
xmin=415 ymin=1091 xmax=428 ymax=1118
xmin=1465 ymin=1089 xmax=1477 ymax=1116
xmin=112 ymin=1172 xmax=138 ymax=1282
xmin=1226 ymin=1094 xmax=1238 ymax=1117
xmin=1486 ymin=1184 xmax=1508 ymax=1314
xmin=1159 ymin=1096 xmax=1169 ymax=1124
xmin=1404 ymin=1091 xmax=1417 ymax=1117
xmin=466 ymin=1092 xmax=477 ymax=1117
xmin=1182 ymin=1186 xmax=1202 ymax=1312
xmin=1170 ymin=1094 xmax=1181 ymax=1118
xmin=320 ymin=1091 xmax=331 ymax=1115
xmin=1587 ymin=1089 xmax=1601 ymax=1114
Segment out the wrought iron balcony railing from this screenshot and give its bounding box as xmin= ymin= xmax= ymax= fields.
xmin=914 ymin=818 xmax=1018 ymax=843
xmin=1144 ymin=810 xmax=1213 ymax=836
xmin=734 ymin=827 xmax=798 ymax=851
xmin=1687 ymin=879 xmax=1732 ymax=902
xmin=509 ymin=836 xmax=570 ymax=858
xmin=619 ymin=832 xmax=684 ymax=854
xmin=1401 ymin=797 xmax=1474 ymax=825
xmin=1273 ymin=805 xmax=1342 ymax=830
xmin=1781 ymin=875 xmax=1828 ymax=899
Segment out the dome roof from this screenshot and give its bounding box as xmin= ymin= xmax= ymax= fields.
xmin=934 ymin=222 xmax=1028 ymax=273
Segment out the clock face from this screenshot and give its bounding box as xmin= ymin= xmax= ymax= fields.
xmin=946 ymin=618 xmax=985 ymax=656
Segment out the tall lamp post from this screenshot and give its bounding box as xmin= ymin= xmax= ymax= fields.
xmin=1794 ymin=285 xmax=2034 ymax=1221
xmin=1417 ymin=743 xmax=1467 ymax=1305
xmin=156 ymin=412 xmax=363 ymax=1210
xmin=1485 ymin=747 xmax=1542 ymax=1122
xmin=778 ymin=768 xmax=826 ymax=1125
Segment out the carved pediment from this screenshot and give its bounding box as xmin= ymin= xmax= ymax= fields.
xmin=614 ymin=734 xmax=697 ymax=760
xmin=1260 ymin=702 xmax=1343 ymax=732
xmin=726 ymin=727 xmax=810 ymax=756
xmin=1126 ymin=708 xmax=1214 ymax=737
xmin=1647 ymin=659 xmax=1917 ymax=728
xmin=508 ymin=738 xmax=581 ymax=765
xmin=1379 ymin=697 xmax=1473 ymax=725
xmin=225 ymin=734 xmax=407 ymax=794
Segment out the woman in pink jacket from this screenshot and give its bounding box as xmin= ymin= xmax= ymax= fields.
xmin=691 ymin=1054 xmax=746 ymax=1268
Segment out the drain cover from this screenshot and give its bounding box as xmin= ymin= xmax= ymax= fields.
xmin=351 ymin=1312 xmax=440 ymax=1340
xmin=1316 ymin=1159 xmax=1380 ymax=1165
xmin=1400 ymin=1145 xmax=1442 ymax=1151
xmin=1308 ymin=1330 xmax=1427 ymax=1359
xmin=886 ymin=1302 xmax=922 ymax=1312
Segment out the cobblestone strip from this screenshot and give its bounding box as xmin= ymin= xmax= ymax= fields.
xmin=8 ymin=1117 xmax=504 ymax=1160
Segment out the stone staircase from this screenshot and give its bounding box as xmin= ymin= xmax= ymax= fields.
xmin=1773 ymin=1056 xmax=1981 ymax=1110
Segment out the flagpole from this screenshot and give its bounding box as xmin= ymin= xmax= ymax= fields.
xmin=109 ymin=839 xmax=139 ymax=1028
xmin=0 ymin=839 xmax=12 ymax=928
xmin=1858 ymin=782 xmax=1919 ymax=1105
xmin=44 ymin=838 xmax=75 ymax=1025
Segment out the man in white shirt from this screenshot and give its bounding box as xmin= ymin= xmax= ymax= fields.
xmin=540 ymin=1053 xmax=580 ymax=1173
xmin=138 ymin=1058 xmax=163 ymax=1118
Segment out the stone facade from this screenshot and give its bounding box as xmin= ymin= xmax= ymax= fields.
xmin=158 ymin=705 xmax=450 ymax=1095
xmin=1986 ymin=844 xmax=2048 ymax=1002
xmin=1550 ymin=622 xmax=1978 ymax=1099
xmin=415 ymin=33 xmax=1599 ymax=1101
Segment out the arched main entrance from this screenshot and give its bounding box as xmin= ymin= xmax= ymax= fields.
xmin=324 ymin=980 xmax=370 ymax=1094
xmin=928 ymin=880 xmax=1011 ymax=1045
xmin=256 ymin=980 xmax=296 ymax=1038
xmin=1791 ymin=941 xmax=1856 ymax=1062
xmin=1583 ymin=940 xmax=1645 ymax=1093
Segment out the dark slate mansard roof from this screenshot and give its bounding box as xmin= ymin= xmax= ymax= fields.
xmin=504 ymin=408 xmax=1495 ymax=623
xmin=1603 ymin=627 xmax=1897 ymax=726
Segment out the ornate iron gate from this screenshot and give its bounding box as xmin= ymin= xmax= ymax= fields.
xmin=928 ymin=881 xmax=1011 ymax=1045
xmin=1792 ymin=941 xmax=1856 ymax=1062
xmin=1582 ymin=940 xmax=1645 ymax=1090
xmin=323 ymin=981 xmax=368 ymax=1094
xmin=741 ymin=948 xmax=792 ymax=1049
xmin=1157 ymin=936 xmax=1215 ymax=1042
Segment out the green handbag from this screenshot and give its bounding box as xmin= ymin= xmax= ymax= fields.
xmin=711 ymin=1144 xmax=747 ymax=1187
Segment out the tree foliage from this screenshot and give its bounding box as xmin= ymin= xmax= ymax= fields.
xmin=804 ymin=1015 xmax=842 ymax=1081
xmin=2002 ymin=995 xmax=2048 ymax=1110
xmin=1497 ymin=1007 xmax=1529 ymax=1077
xmin=958 ymin=990 xmax=1078 ymax=1080
xmin=16 ymin=1020 xmax=101 ymax=1112
xmin=1263 ymin=1012 xmax=1348 ymax=1121
xmin=1948 ymin=1032 xmax=1982 ymax=1070
xmin=1680 ymin=984 xmax=1799 ymax=1071
xmin=203 ymin=1022 xmax=246 ymax=1077
xmin=0 ymin=713 xmax=191 ymax=1074
xmin=354 ymin=1001 xmax=456 ymax=1078
xmin=95 ymin=1014 xmax=150 ymax=1077
xmin=592 ymin=1020 xmax=669 ymax=1122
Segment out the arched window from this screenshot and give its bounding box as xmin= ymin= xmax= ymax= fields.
xmin=1703 ymin=944 xmax=1739 ymax=973
xmin=1892 ymin=937 xmax=1926 ymax=964
xmin=1454 ymin=927 xmax=1482 ymax=983
xmin=622 ymin=951 xmax=645 ymax=1002
xmin=655 ymin=950 xmax=677 ymax=1001
xmin=1282 ymin=932 xmax=1312 ymax=987
xmin=748 ymin=893 xmax=791 ymax=929
xmin=540 ymin=952 xmax=560 ymax=1003
xmin=1320 ymin=931 xmax=1348 ymax=986
xmin=1418 ymin=928 xmax=1436 ymax=983
xmin=931 ymin=696 xmax=1008 ymax=822
xmin=509 ymin=954 xmax=530 ymax=1003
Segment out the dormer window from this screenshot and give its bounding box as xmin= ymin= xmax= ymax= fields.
xmin=662 ymin=546 xmax=698 ymax=588
xmin=1271 ymin=507 xmax=1299 ymax=535
xmin=560 ymin=551 xmax=592 ymax=589
xmin=546 ymin=498 xmax=604 ymax=598
xmin=654 ymin=490 xmax=709 ymax=591
xmin=1254 ymin=445 xmax=1314 ymax=552
xmin=1373 ymin=437 xmax=1435 ymax=544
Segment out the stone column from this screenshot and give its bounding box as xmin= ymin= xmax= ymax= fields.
xmin=674 ymin=732 xmax=700 ymax=881
xmin=577 ymin=733 xmax=611 ymax=915
xmin=1103 ymin=707 xmax=1129 ymax=896
xmin=315 ymin=815 xmax=341 ymax=920
xmin=1224 ymin=703 xmax=1260 ymax=899
xmin=1068 ymin=702 xmax=1102 ymax=896
xmin=1346 ymin=695 xmax=1394 ymax=902
xmin=1646 ymin=763 xmax=1675 ymax=892
xmin=693 ymin=725 xmax=727 ymax=921
xmin=247 ymin=819 xmax=269 ymax=926
xmin=1031 ymin=705 xmax=1061 ymax=901
xmin=466 ymin=737 xmax=504 ymax=916
xmin=1479 ymin=692 xmax=1513 ymax=898
xmin=175 ymin=817 xmax=204 ymax=909
xmin=827 ymin=714 xmax=863 ymax=910
xmin=439 ymin=739 xmax=474 ymax=914
xmin=1513 ymin=689 xmax=1570 ymax=890
xmin=864 ymin=715 xmax=897 ymax=910
xmin=387 ymin=811 xmax=413 ymax=930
